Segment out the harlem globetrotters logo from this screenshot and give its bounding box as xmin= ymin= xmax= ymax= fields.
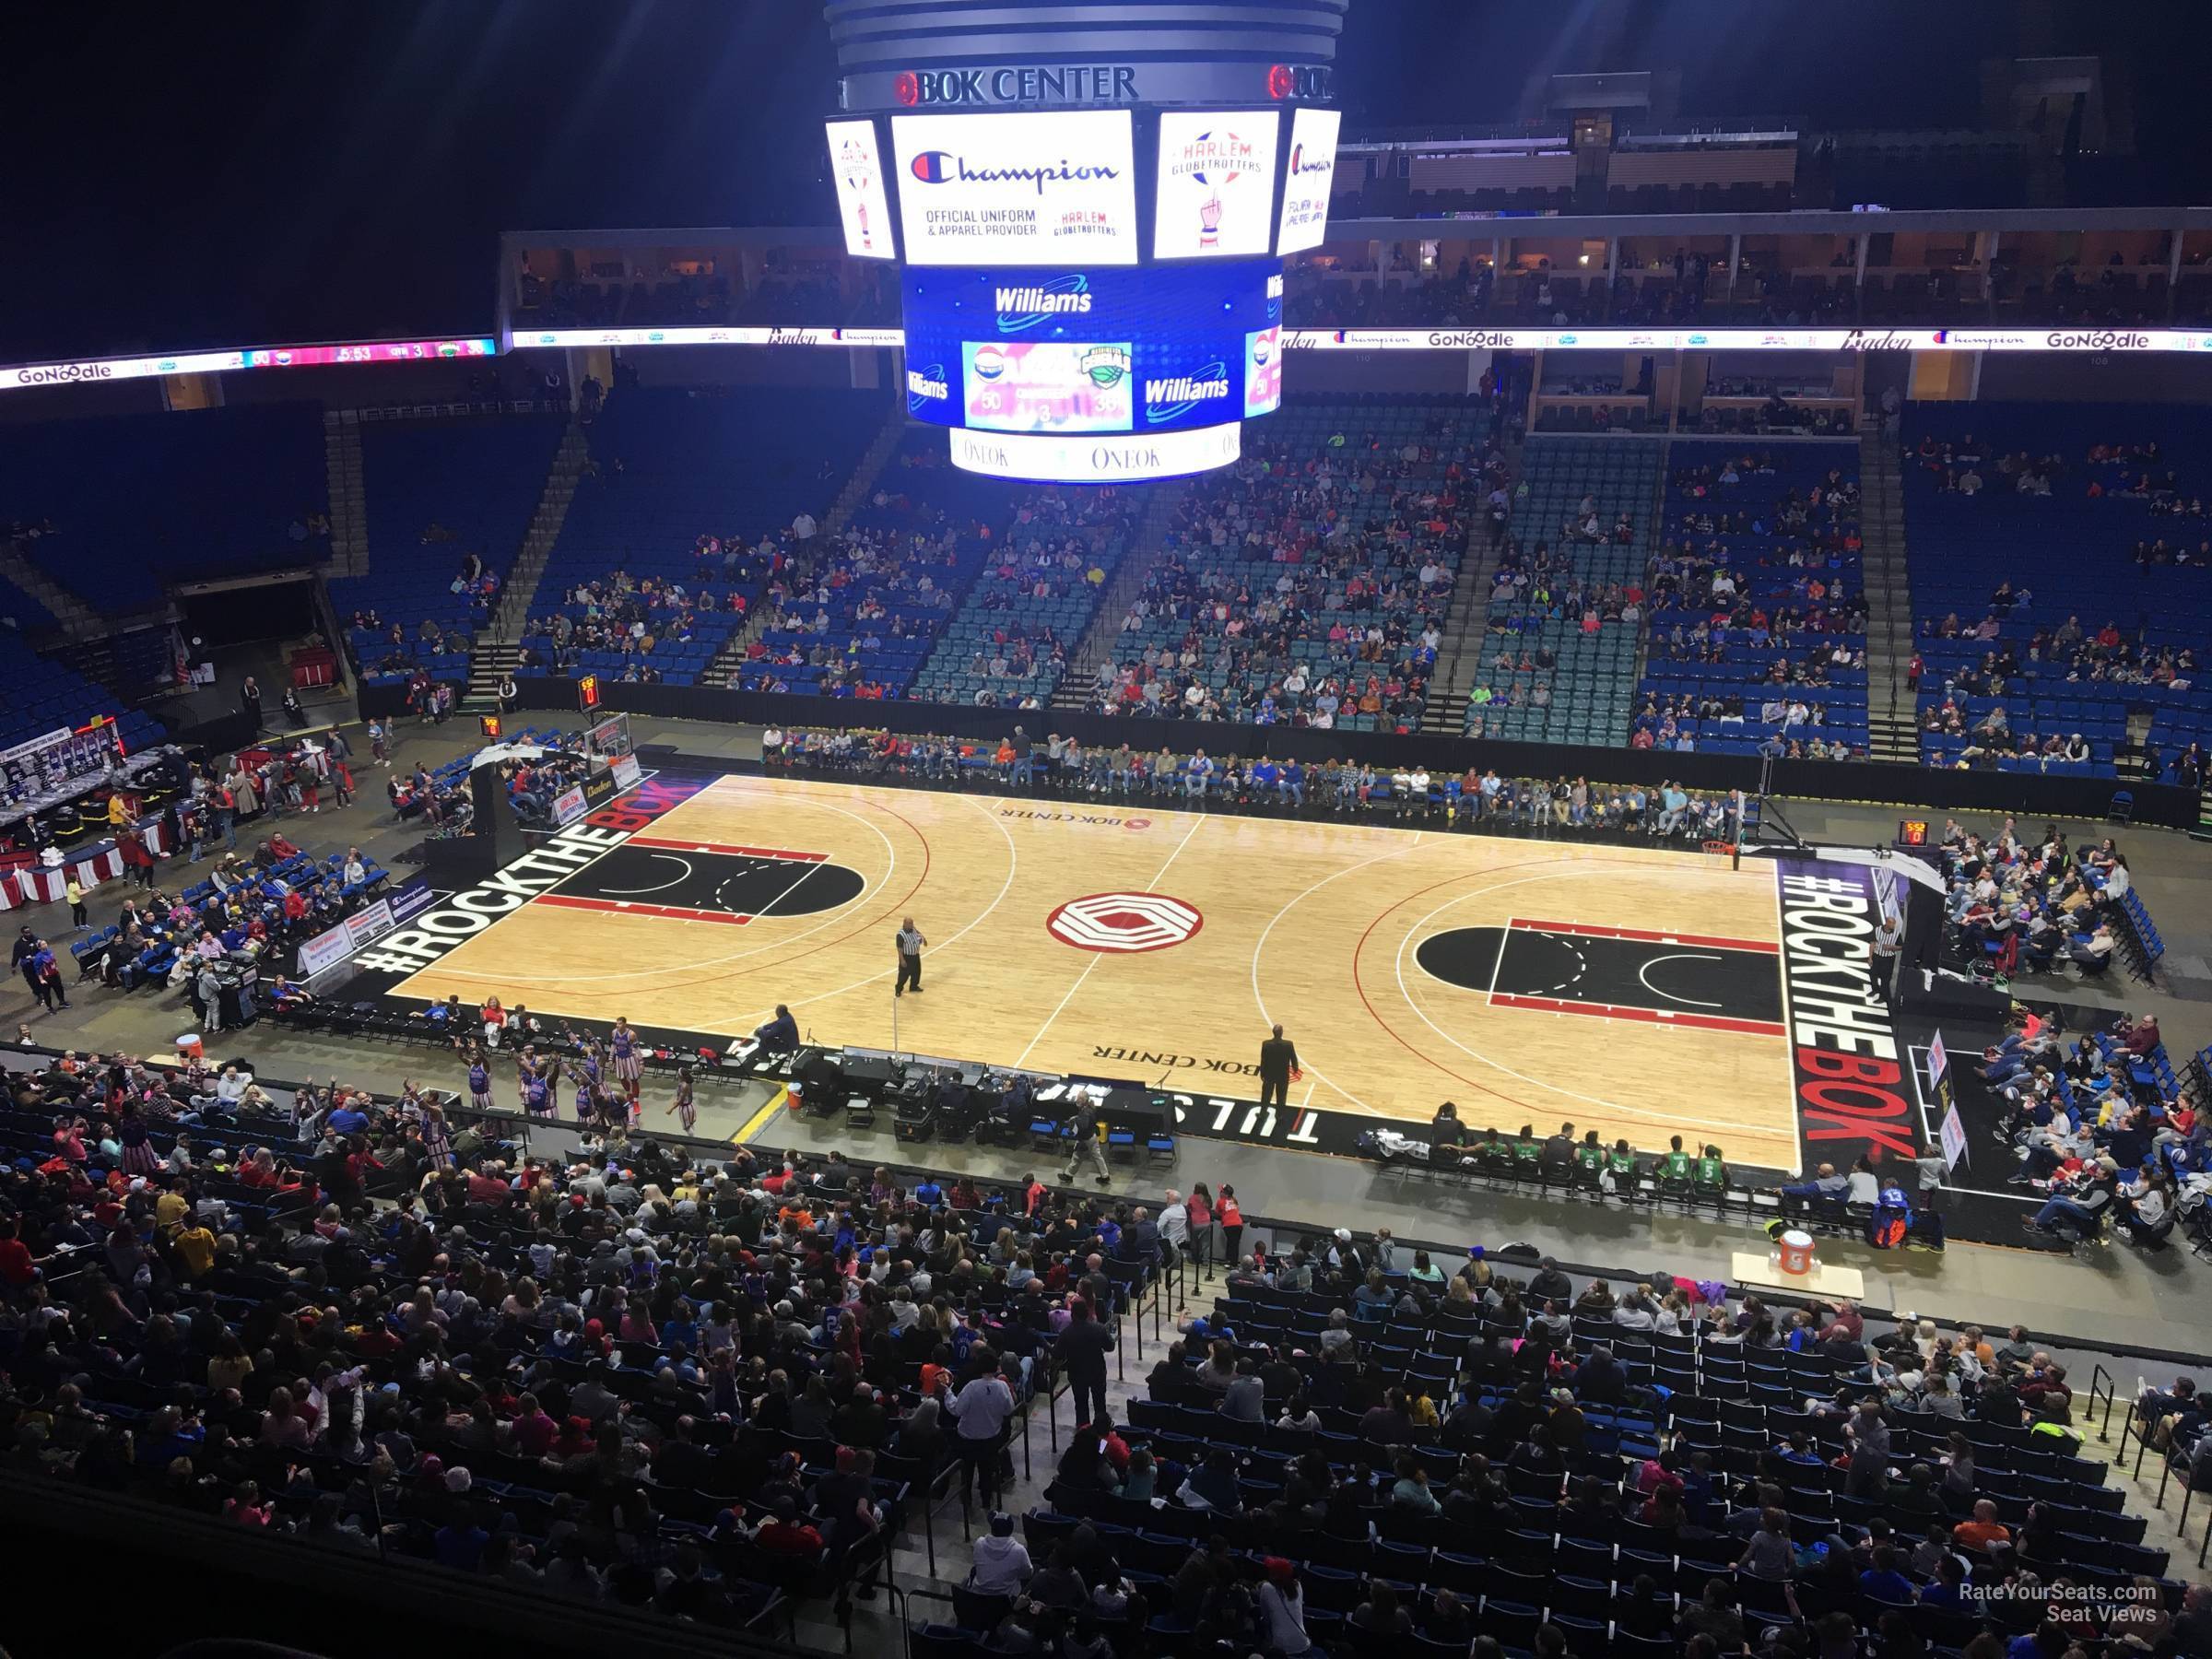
xmin=1169 ymin=129 xmax=1255 ymax=249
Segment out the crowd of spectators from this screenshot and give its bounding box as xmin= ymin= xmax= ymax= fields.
xmin=4 ymin=1029 xmax=2184 ymax=1659
xmin=1975 ymin=1003 xmax=2198 ymax=1246
xmin=907 ymin=485 xmax=1137 ymax=712
xmin=729 ymin=446 xmax=994 ymax=702
xmin=1936 ymin=818 xmax=2137 ymax=990
xmin=521 ymin=571 xmax=748 ymax=686
xmin=1010 ymin=1219 xmax=2171 ymax=1659
xmin=1637 ymin=449 xmax=1868 ymax=760
xmin=0 ymin=1043 xmax=1185 ymax=1630
xmin=1079 ymin=407 xmax=1496 ymax=731
xmin=1919 ymin=608 xmax=2198 ymax=702
xmin=761 ymin=725 xmax=1748 ymax=841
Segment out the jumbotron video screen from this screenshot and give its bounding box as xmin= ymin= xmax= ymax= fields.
xmin=825 ymin=103 xmax=1338 ymax=482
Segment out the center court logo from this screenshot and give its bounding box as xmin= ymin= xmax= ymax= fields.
xmin=908 ymin=152 xmax=1121 ymax=193
xmin=1145 ymin=359 xmax=1230 ymax=422
xmin=1047 ymin=891 xmax=1203 ymax=953
xmin=994 ymin=275 xmax=1092 ymax=334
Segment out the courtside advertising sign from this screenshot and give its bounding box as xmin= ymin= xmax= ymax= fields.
xmin=891 ymin=111 xmax=1138 ymax=265
xmin=1152 ymin=111 xmax=1280 ymax=260
xmin=824 ymin=119 xmax=895 ymax=259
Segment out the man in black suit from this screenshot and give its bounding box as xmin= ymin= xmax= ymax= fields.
xmin=1053 ymin=1298 xmax=1115 ymax=1429
xmin=1258 ymin=1023 xmax=1300 ymax=1109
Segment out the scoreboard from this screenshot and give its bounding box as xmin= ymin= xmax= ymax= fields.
xmin=899 ymin=262 xmax=1281 ymax=481
xmin=830 ymin=103 xmax=1329 ymax=481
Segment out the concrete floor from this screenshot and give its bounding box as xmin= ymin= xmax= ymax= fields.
xmin=12 ymin=709 xmax=2212 ymax=1363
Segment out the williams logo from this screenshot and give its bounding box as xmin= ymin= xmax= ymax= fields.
xmin=1081 ymin=345 xmax=1132 ymax=389
xmin=1145 ymin=360 xmax=1230 ymax=422
xmin=908 ymin=152 xmax=1122 ymax=193
xmin=906 ymin=364 xmax=950 ymax=409
xmin=994 ymin=276 xmax=1093 ymax=334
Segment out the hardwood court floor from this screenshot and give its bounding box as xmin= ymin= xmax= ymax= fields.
xmin=394 ymin=774 xmax=1802 ymax=1169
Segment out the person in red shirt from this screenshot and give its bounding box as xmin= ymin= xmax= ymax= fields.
xmin=268 ymin=832 xmax=300 ymax=860
xmin=0 ymin=1220 xmax=38 ymax=1288
xmin=751 ymin=1498 xmax=824 ymax=1555
xmin=465 ymin=1168 xmax=511 ymax=1207
xmin=510 ymin=1394 xmax=559 ymax=1459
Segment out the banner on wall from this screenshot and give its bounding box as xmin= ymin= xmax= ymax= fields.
xmin=506 ymin=323 xmax=2212 ymax=355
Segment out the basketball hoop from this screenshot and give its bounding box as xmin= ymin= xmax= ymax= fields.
xmin=1701 ymin=840 xmax=1737 ymax=858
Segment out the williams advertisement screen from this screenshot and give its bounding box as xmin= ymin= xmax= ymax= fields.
xmin=901 ymin=260 xmax=1283 ymax=437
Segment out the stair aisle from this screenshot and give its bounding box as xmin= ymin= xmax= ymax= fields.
xmin=702 ymin=407 xmax=910 ymax=690
xmin=323 ymin=416 xmax=369 ymax=579
xmin=465 ymin=416 xmax=590 ymax=707
xmin=1859 ymin=430 xmax=1918 ymax=764
xmin=1051 ymin=482 xmax=1191 ymax=713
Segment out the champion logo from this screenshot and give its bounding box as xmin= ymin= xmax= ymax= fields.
xmin=994 ymin=276 xmax=1093 ymax=334
xmin=908 ymin=152 xmax=1121 ymax=193
xmin=1288 ymin=142 xmax=1333 ymax=175
xmin=1144 ymin=361 xmax=1230 ymax=422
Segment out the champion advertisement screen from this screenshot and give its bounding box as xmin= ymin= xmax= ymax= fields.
xmin=889 ymin=111 xmax=1139 ymax=266
xmin=1275 ymin=106 xmax=1342 ymax=256
xmin=902 ymin=260 xmax=1283 ymax=436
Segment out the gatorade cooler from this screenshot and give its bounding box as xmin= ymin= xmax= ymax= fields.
xmin=175 ymin=1033 xmax=204 ymax=1063
xmin=1776 ymin=1229 xmax=1816 ymax=1276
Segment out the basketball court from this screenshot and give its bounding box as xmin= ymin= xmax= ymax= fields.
xmin=390 ymin=772 xmax=1806 ymax=1169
